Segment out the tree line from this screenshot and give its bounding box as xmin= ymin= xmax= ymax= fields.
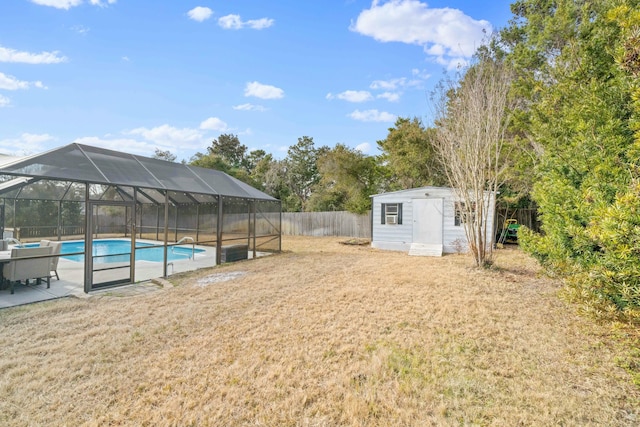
xmin=156 ymin=122 xmax=449 ymax=215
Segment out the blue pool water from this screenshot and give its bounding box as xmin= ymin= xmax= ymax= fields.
xmin=24 ymin=239 xmax=204 ymax=263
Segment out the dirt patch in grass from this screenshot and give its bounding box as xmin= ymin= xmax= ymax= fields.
xmin=339 ymin=238 xmax=370 ymax=246
xmin=0 ymin=236 xmax=638 ymax=426
xmin=196 ymin=271 xmax=248 ymax=287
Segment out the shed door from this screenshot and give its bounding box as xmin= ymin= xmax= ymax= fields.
xmin=412 ymin=198 xmax=443 ymax=245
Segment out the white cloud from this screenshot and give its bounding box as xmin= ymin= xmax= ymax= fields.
xmin=245 ymin=18 xmax=274 ymax=30
xmin=218 ymin=14 xmax=242 ymax=29
xmin=0 ymin=133 xmax=56 ymax=155
xmin=73 ymin=136 xmax=159 ymax=156
xmin=0 ymin=72 xmax=46 ymax=91
xmin=74 ymin=118 xmax=232 ymax=159
xmin=369 ymin=71 xmax=428 ymax=94
xmin=71 ymin=25 xmax=90 ymax=35
xmin=244 ymin=81 xmax=284 ymax=99
xmin=435 ymin=55 xmax=469 ymax=70
xmin=233 ymin=103 xmax=267 ymax=112
xmin=377 ymin=92 xmax=400 ymax=102
xmin=30 ymin=0 xmax=115 ymax=9
xmin=89 ymin=0 xmax=116 ymax=7
xmin=188 ymin=6 xmax=213 ymax=22
xmin=22 ymin=133 xmax=56 ymax=145
xmin=411 ymin=68 xmax=431 ymax=80
xmin=349 ymin=109 xmax=396 ymax=122
xmin=355 ymin=142 xmax=372 ymax=153
xmin=425 ymin=43 xmax=445 ymax=56
xmin=0 ymin=95 xmax=10 ymax=107
xmin=0 ymin=73 xmax=29 ymax=90
xmin=327 ymin=90 xmax=373 ymax=103
xmin=0 ymin=46 xmax=67 ymax=64
xmin=199 ymin=117 xmax=228 ymax=131
xmin=127 ymin=124 xmax=203 ymax=148
xmin=370 ymin=78 xmax=406 ymax=90
xmin=351 ymin=0 xmax=492 ymax=68
xmin=218 ymin=14 xmax=274 ymax=30
xmin=30 ymin=0 xmax=82 ymax=9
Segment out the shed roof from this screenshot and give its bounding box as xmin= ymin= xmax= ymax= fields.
xmin=0 ymin=143 xmax=276 ymax=201
xmin=370 ymin=186 xmax=495 ymax=198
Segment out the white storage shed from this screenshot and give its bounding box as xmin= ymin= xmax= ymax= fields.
xmin=370 ymin=186 xmax=496 ymax=256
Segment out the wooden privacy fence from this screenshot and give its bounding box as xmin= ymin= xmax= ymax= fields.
xmin=282 ymin=208 xmax=539 ymax=240
xmin=282 ymin=211 xmax=372 ymax=238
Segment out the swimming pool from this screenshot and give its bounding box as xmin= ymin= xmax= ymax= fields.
xmin=24 ymin=239 xmax=205 ymax=263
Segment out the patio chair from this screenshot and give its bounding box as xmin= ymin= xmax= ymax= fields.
xmin=39 ymin=240 xmax=62 ymax=280
xmin=4 ymin=246 xmax=53 ymax=294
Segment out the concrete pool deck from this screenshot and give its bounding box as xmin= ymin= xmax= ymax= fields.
xmin=0 ymin=243 xmax=265 ymax=309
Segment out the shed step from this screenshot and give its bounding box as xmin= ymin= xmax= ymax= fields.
xmin=408 ymin=243 xmax=443 ymax=257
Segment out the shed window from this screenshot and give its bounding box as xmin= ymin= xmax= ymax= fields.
xmin=381 ymin=203 xmax=402 ymax=225
xmin=454 ymin=202 xmax=476 ymax=226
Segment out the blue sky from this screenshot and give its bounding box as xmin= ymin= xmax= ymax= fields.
xmin=0 ymin=0 xmax=513 ymax=161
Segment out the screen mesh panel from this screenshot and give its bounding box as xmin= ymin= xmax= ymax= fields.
xmin=0 ymin=143 xmax=277 ymax=201
xmin=83 ymin=145 xmax=162 ymax=189
xmin=255 ymin=200 xmax=281 ymax=252
xmin=137 ymin=157 xmax=213 ymax=194
xmin=0 ymin=144 xmax=102 ymax=182
xmin=190 ymin=167 xmax=254 ymax=199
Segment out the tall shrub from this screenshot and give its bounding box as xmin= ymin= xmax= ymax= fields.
xmin=505 ymin=0 xmax=640 ymax=319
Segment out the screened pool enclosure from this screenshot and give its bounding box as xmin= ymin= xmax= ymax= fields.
xmin=0 ymin=144 xmax=281 ymax=293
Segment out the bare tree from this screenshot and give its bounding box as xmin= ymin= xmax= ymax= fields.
xmin=431 ymin=59 xmax=514 ymax=267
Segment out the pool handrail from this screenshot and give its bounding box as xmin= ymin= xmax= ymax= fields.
xmin=5 ymin=237 xmax=23 ymax=247
xmin=175 ymin=236 xmax=195 ymax=260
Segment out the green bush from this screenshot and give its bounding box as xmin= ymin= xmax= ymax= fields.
xmin=521 ymin=185 xmax=640 ymax=323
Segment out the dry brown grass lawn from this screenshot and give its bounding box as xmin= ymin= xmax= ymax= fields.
xmin=1 ymin=236 xmax=638 ymax=426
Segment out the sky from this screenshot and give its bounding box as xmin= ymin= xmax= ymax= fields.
xmin=0 ymin=0 xmax=514 ymax=162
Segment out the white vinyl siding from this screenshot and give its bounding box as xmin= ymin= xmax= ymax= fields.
xmin=372 ymin=197 xmax=413 ymax=251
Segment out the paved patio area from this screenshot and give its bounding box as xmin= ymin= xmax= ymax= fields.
xmin=0 ymin=243 xmax=265 ymax=309
xmin=0 ymin=274 xmax=85 ymax=308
